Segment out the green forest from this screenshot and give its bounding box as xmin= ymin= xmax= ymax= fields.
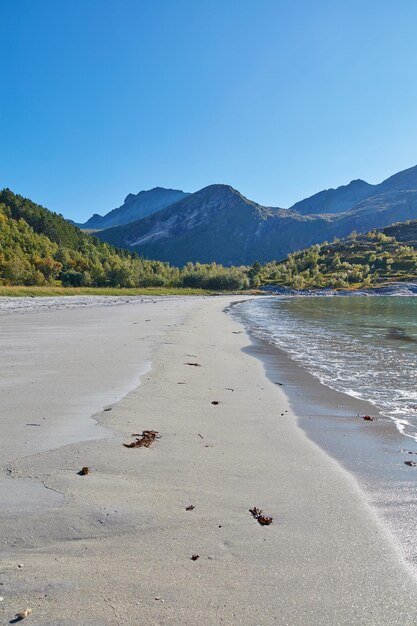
xmin=1 ymin=188 xmax=417 ymax=292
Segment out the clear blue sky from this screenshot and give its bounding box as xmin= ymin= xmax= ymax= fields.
xmin=1 ymin=0 xmax=417 ymax=222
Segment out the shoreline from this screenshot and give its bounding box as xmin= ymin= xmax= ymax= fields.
xmin=1 ymin=296 xmax=417 ymax=624
xmin=231 ymin=300 xmax=417 ymax=576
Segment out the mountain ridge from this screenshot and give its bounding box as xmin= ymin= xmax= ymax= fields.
xmin=78 ymin=187 xmax=190 ymax=230
xmin=290 ymin=164 xmax=417 ymax=215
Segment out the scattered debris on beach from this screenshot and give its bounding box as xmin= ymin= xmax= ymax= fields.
xmin=197 ymin=433 xmax=204 ymax=439
xmin=191 ymin=554 xmax=200 ymax=561
xmin=225 ymin=387 xmax=234 ymax=391
xmin=26 ymin=423 xmax=40 ymax=426
xmin=185 ymin=362 xmax=201 ymax=367
xmin=104 ymin=407 xmax=112 ymax=412
xmin=362 ymin=415 xmax=376 ymax=421
xmin=401 ymin=450 xmax=417 ymax=455
xmin=13 ymin=608 xmax=32 ymax=620
xmin=123 ymin=430 xmax=159 ymax=448
xmin=404 ymin=461 xmax=417 ymax=467
xmin=232 ymin=331 xmax=243 ymax=334
xmin=78 ymin=466 xmax=91 ymax=476
xmin=186 ymin=505 xmax=195 ymax=511
xmin=211 ymin=400 xmax=220 ymax=405
xmin=250 ymin=507 xmax=273 ymax=526
xmin=274 ymin=381 xmax=283 ymax=386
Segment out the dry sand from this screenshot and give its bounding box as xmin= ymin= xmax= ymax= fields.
xmin=1 ymin=296 xmax=417 ymax=625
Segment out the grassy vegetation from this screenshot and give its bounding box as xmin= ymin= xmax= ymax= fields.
xmin=0 ymin=286 xmax=221 ymax=297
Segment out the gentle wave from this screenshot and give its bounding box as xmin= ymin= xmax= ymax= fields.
xmin=233 ymin=295 xmax=417 ymax=441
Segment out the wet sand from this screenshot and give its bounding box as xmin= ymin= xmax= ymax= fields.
xmin=240 ymin=330 xmax=417 ymax=576
xmin=1 ymin=296 xmax=417 ymax=625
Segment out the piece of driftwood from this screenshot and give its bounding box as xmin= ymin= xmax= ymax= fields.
xmin=185 ymin=362 xmax=201 ymax=367
xmin=78 ymin=467 xmax=90 ymax=476
xmin=191 ymin=554 xmax=200 ymax=561
xmin=123 ymin=430 xmax=159 ymax=448
xmin=362 ymin=415 xmax=376 ymax=421
xmin=211 ymin=401 xmax=219 ymax=405
xmin=186 ymin=505 xmax=195 ymax=511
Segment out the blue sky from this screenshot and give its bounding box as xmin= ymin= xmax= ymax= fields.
xmin=1 ymin=0 xmax=417 ymax=222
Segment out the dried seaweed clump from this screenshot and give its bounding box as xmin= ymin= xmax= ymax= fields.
xmin=249 ymin=507 xmax=273 ymax=526
xmin=123 ymin=430 xmax=159 ymax=448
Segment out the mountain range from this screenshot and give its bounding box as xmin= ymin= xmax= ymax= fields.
xmin=77 ymin=164 xmax=417 ymax=266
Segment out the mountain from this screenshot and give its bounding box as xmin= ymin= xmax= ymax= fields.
xmin=290 ymin=164 xmax=417 ymax=215
xmin=95 ymin=184 xmax=310 ymax=265
xmin=259 ymin=220 xmax=417 ymax=290
xmin=78 ymin=187 xmax=190 ymax=230
xmin=94 ymin=168 xmax=417 ymax=266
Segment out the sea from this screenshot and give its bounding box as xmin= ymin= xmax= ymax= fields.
xmin=233 ymin=292 xmax=417 ymax=442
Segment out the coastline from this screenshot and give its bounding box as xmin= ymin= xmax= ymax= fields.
xmin=232 ymin=302 xmax=417 ymax=576
xmin=1 ymin=296 xmax=417 ymax=624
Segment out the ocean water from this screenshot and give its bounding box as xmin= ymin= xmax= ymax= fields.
xmin=233 ymin=296 xmax=417 ymax=441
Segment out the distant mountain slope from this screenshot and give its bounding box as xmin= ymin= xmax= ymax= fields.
xmin=95 ymin=175 xmax=417 ymax=266
xmin=290 ymin=164 xmax=417 ymax=215
xmin=79 ymin=187 xmax=190 ymax=229
xmin=95 ymin=184 xmax=312 ymax=265
xmin=259 ymin=220 xmax=417 ymax=289
xmin=384 ymin=219 xmax=417 ymax=247
xmin=290 ymin=179 xmax=374 ymax=215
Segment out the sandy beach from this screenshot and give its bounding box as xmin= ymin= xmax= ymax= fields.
xmin=1 ymin=295 xmax=417 ymax=625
